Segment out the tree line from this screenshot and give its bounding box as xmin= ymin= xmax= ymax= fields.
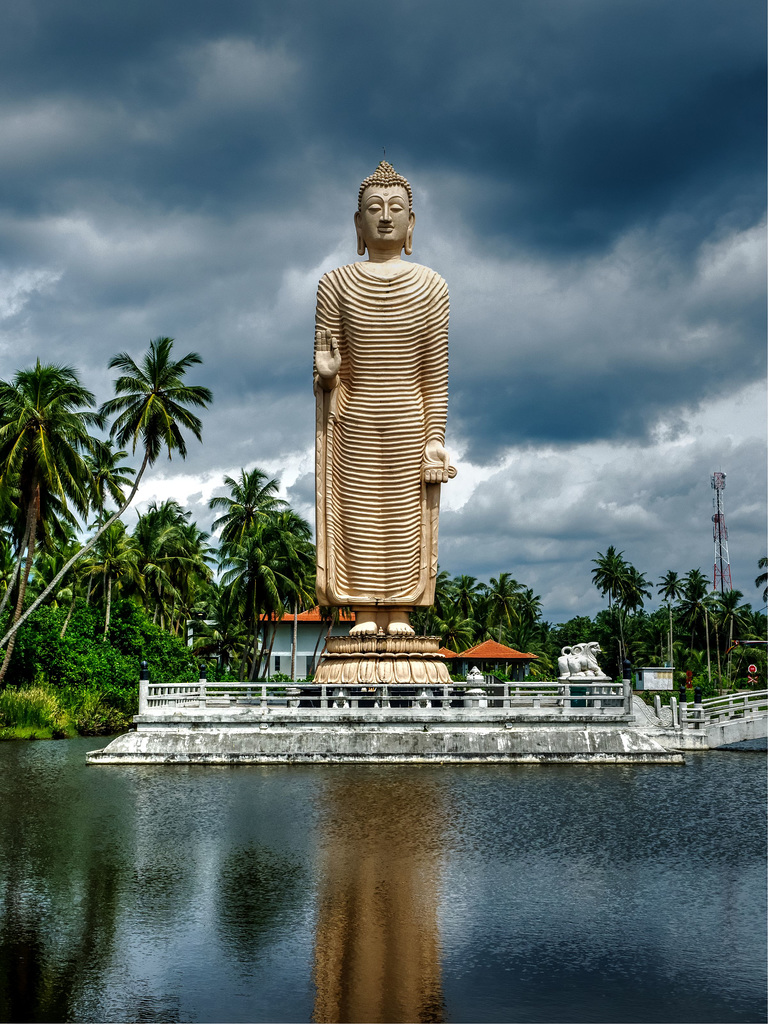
xmin=0 ymin=341 xmax=765 ymax=718
xmin=412 ymin=552 xmax=765 ymax=690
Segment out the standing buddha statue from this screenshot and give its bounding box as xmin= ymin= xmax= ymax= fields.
xmin=314 ymin=162 xmax=455 ymax=637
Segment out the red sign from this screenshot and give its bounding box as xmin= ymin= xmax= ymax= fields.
xmin=748 ymin=664 xmax=757 ymax=674
xmin=686 ymin=670 xmax=693 ymax=682
xmin=748 ymin=675 xmax=758 ymax=686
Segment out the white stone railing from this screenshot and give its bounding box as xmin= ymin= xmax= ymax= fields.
xmin=677 ymin=689 xmax=768 ymax=730
xmin=139 ymin=677 xmax=632 ymax=716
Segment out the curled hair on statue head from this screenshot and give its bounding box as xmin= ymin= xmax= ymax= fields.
xmin=358 ymin=161 xmax=413 ymax=211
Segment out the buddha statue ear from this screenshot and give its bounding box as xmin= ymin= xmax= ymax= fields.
xmin=404 ymin=212 xmax=415 ymax=256
xmin=354 ymin=211 xmax=366 ymax=256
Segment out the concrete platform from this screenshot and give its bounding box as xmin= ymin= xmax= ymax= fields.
xmin=87 ymin=707 xmax=684 ymax=764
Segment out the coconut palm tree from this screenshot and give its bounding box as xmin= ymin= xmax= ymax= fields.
xmin=238 ymin=509 xmax=315 ymax=680
xmin=657 ymin=570 xmax=684 ymax=665
xmin=739 ymin=607 xmax=768 ymax=641
xmin=616 ymin=565 xmax=652 ymax=661
xmin=514 ymin=587 xmax=543 ymax=630
xmin=220 ymin=524 xmax=290 ymax=680
xmin=0 ymin=531 xmax=16 ymax=605
xmin=131 ymin=500 xmax=182 ymax=625
xmin=169 ymin=519 xmax=215 ymax=635
xmin=452 ymin=574 xmax=483 ymax=622
xmin=0 ymin=361 xmax=101 ymax=681
xmin=755 ymin=556 xmax=767 ymax=605
xmin=84 ymin=521 xmax=142 ymax=637
xmin=131 ymin=499 xmax=211 ymax=631
xmin=432 ymin=568 xmax=453 ymax=620
xmin=679 ymin=569 xmax=710 ymax=649
xmin=193 ymin=584 xmax=250 ymax=674
xmin=262 ymin=508 xmax=315 ymax=679
xmin=59 ymin=556 xmax=89 ymax=638
xmin=209 ymin=468 xmax=286 ymax=545
xmin=591 ymin=546 xmax=630 ymax=610
xmin=85 ymin=439 xmax=135 ymax=527
xmin=28 ymin=523 xmax=84 ymax=630
xmin=0 ymin=491 xmax=23 ymax=619
xmin=591 ymin=547 xmax=631 ymax=669
xmin=0 ymin=337 xmax=212 ymax=651
xmin=83 ymin=439 xmax=134 ymax=603
xmin=433 ymin=608 xmax=476 ymax=654
xmin=620 ymin=566 xmax=652 ymax=615
xmin=105 ymin=337 xmax=212 ymax=476
xmin=526 ymin=645 xmax=555 ymax=681
xmin=30 ymin=527 xmax=80 ymax=608
xmin=484 ymin=572 xmax=521 ymax=641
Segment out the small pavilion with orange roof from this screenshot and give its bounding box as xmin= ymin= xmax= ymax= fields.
xmin=453 ymin=639 xmax=537 ymax=681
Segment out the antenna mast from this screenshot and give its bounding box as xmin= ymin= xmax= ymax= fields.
xmin=711 ymin=472 xmax=732 ymax=593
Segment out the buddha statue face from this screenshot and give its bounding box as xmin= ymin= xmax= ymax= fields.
xmin=355 ymin=184 xmax=415 ymax=258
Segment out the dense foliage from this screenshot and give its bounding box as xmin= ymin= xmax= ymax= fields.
xmin=0 ymin=347 xmax=764 ymax=739
xmin=413 ymin=563 xmax=766 ymax=692
xmin=11 ymin=601 xmax=197 ymax=695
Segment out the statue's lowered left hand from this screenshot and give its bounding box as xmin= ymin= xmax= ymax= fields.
xmin=423 ymin=439 xmax=457 ymax=484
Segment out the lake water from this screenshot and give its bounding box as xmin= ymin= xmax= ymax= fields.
xmin=0 ymin=738 xmax=765 ymax=1023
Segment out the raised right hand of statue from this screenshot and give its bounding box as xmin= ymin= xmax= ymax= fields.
xmin=315 ymin=329 xmax=341 ymax=386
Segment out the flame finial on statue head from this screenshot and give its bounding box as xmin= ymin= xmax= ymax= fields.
xmin=358 ymin=161 xmax=413 ymax=211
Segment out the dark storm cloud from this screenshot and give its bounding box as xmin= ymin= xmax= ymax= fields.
xmin=451 ymin=288 xmax=766 ymax=461
xmin=2 ymin=0 xmax=763 ymax=382
xmin=0 ymin=0 xmax=765 ymax=618
xmin=2 ymin=0 xmax=764 ymax=243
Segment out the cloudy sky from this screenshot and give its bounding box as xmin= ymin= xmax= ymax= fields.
xmin=1 ymin=0 xmax=765 ymax=622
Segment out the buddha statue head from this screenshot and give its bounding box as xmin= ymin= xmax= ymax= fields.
xmin=355 ymin=161 xmax=415 ymax=258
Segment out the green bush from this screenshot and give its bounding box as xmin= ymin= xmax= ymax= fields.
xmin=4 ymin=598 xmax=197 ymax=733
xmin=65 ymin=686 xmax=134 ymax=736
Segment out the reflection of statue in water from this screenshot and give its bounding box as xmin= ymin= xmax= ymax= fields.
xmin=312 ymin=774 xmax=444 ymax=1023
xmin=314 ymin=162 xmax=455 ymax=637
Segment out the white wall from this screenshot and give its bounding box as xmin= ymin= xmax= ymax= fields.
xmin=269 ymin=618 xmax=350 ymax=679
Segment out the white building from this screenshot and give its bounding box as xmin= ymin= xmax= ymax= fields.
xmin=267 ymin=608 xmax=354 ymax=679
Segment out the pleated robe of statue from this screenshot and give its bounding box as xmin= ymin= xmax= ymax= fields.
xmin=314 ymin=261 xmax=449 ymax=608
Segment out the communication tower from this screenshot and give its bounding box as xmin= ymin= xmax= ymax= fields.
xmin=711 ymin=472 xmax=732 ymax=593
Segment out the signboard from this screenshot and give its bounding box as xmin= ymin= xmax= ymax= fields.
xmin=635 ymin=667 xmax=674 ymax=691
xmin=748 ymin=664 xmax=757 ymax=674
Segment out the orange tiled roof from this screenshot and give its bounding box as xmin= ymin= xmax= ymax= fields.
xmin=458 ymin=639 xmax=537 ymax=660
xmin=278 ymin=608 xmax=355 ymax=623
xmin=437 ymin=646 xmax=457 ymax=658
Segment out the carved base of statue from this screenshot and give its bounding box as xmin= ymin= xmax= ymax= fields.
xmin=314 ymin=634 xmax=452 ymax=687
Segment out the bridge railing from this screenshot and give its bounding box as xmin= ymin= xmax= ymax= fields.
xmin=139 ymin=678 xmax=632 ymax=716
xmin=678 ymin=689 xmax=768 ymax=730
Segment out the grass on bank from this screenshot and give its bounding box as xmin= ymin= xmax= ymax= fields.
xmin=0 ymin=684 xmax=135 ymax=740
